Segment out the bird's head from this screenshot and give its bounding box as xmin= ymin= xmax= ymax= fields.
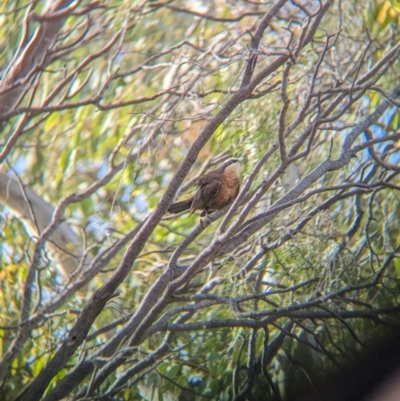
xmin=220 ymin=157 xmax=242 ymax=175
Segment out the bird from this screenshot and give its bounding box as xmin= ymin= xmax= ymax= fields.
xmin=168 ymin=158 xmax=242 ymax=218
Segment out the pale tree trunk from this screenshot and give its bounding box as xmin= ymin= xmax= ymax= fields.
xmin=0 ymin=0 xmax=75 ymax=117
xmin=0 ymin=170 xmax=89 ymax=277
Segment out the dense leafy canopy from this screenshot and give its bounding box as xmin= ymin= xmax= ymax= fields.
xmin=0 ymin=0 xmax=399 ymax=400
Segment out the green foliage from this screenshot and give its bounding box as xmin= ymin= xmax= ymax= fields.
xmin=0 ymin=0 xmax=399 ymax=400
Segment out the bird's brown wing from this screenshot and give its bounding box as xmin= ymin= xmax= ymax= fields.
xmin=190 ymin=173 xmax=222 ymax=215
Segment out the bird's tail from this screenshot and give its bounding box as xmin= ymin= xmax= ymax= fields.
xmin=168 ymin=199 xmax=193 ymax=214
